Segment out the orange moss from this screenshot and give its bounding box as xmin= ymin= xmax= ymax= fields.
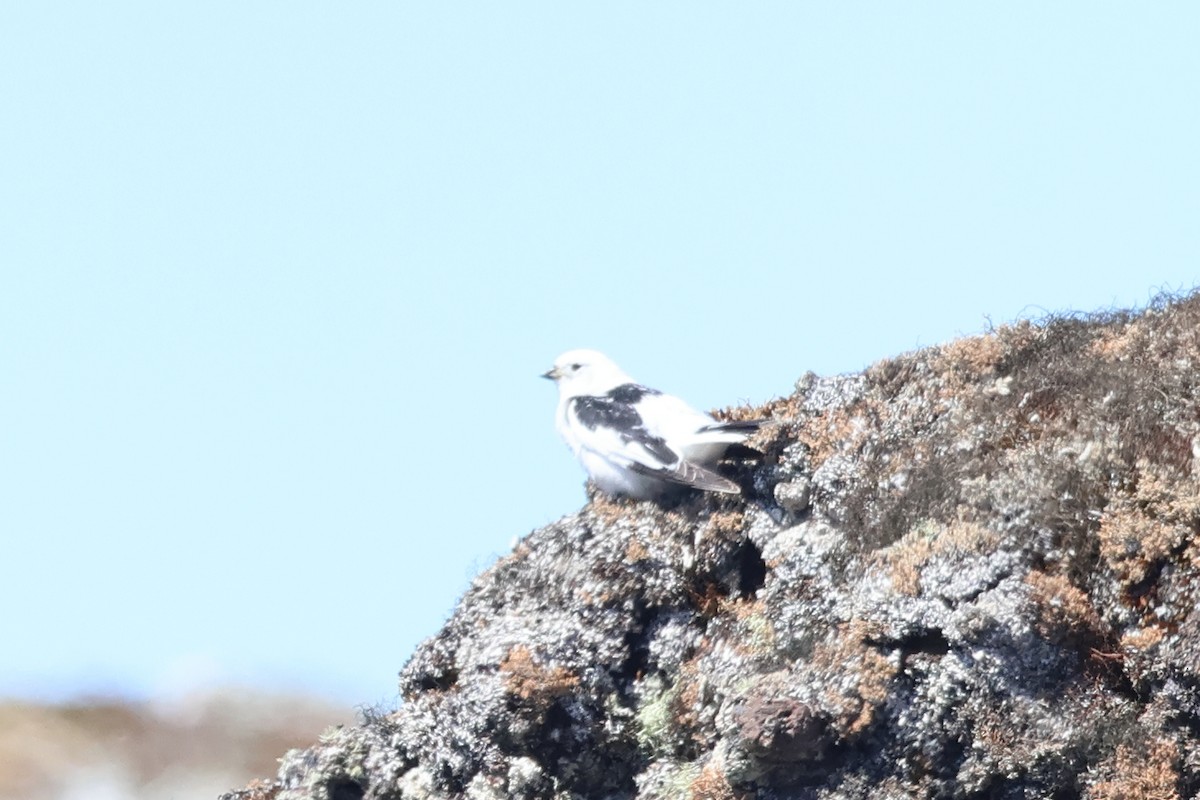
xmin=1090 ymin=305 xmax=1200 ymax=367
xmin=1087 ymin=738 xmax=1180 ymax=800
xmin=625 ymin=538 xmax=650 ymax=563
xmin=1025 ymin=571 xmax=1106 ymax=647
xmin=1097 ymin=507 xmax=1167 ymax=585
xmin=687 ymin=579 xmax=727 ymax=618
xmin=809 ymin=619 xmax=897 ymax=737
xmin=689 ymin=764 xmax=744 ymax=800
xmin=587 ymin=492 xmax=637 ymax=525
xmin=878 ymin=522 xmax=1001 ymax=597
xmin=885 ymin=534 xmax=932 ymax=597
xmin=936 ymin=331 xmax=1007 ymax=378
xmin=499 ymin=646 xmax=580 ymax=709
xmin=1089 ymin=321 xmax=1143 ymax=361
xmin=671 ymin=668 xmax=704 ymax=742
xmin=795 ymin=404 xmax=873 ymax=469
xmin=1135 ymin=461 xmax=1200 ymax=519
xmin=1095 ymin=456 xmax=1200 ymax=589
xmin=1120 ymin=626 xmax=1165 ymax=652
xmin=727 ymin=597 xmax=766 ymax=622
xmin=701 ymin=510 xmax=747 ymax=540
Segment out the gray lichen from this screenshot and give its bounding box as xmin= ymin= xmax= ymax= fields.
xmin=225 ymin=293 xmax=1200 ymax=800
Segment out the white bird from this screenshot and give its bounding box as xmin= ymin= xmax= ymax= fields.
xmin=542 ymin=349 xmax=762 ymax=499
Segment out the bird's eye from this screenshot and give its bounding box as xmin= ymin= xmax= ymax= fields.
xmin=571 ymin=363 xmax=581 ymax=370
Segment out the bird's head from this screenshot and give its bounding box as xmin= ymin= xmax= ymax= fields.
xmin=542 ymin=349 xmax=632 ymax=396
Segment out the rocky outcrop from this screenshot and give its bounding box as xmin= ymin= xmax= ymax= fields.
xmin=225 ymin=294 xmax=1200 ymax=800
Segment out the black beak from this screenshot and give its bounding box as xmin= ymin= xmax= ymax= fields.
xmin=541 ymin=370 xmax=556 ymax=380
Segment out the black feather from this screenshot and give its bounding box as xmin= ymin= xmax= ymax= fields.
xmin=571 ymin=387 xmax=678 ymax=466
xmin=697 ymin=419 xmax=765 ymax=435
xmin=606 ymin=383 xmax=662 ymax=404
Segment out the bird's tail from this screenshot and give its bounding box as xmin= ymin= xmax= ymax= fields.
xmin=698 ymin=419 xmax=765 ymax=436
xmin=680 ymin=419 xmax=769 ymax=464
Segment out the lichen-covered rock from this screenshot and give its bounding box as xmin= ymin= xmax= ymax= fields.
xmin=224 ymin=294 xmax=1200 ymax=800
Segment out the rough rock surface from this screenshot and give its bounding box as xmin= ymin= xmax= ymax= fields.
xmin=225 ymin=295 xmax=1200 ymax=800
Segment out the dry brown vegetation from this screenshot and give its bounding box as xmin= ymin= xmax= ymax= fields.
xmin=499 ymin=645 xmax=581 ymax=711
xmin=807 ymin=619 xmax=898 ymax=738
xmin=1088 ymin=738 xmax=1181 ymax=800
xmin=879 ymin=521 xmax=1002 ymax=597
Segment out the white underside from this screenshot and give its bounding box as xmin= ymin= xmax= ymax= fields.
xmin=578 ymin=449 xmax=668 ymax=499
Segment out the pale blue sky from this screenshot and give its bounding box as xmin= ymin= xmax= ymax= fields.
xmin=2 ymin=3 xmax=1197 ymax=706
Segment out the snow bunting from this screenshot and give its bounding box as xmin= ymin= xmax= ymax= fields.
xmin=543 ymin=349 xmax=761 ymax=499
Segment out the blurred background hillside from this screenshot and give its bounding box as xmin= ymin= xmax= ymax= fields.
xmin=0 ymin=691 xmax=351 ymax=800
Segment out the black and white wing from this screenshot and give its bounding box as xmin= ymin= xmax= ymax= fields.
xmin=568 ymin=385 xmax=740 ymax=494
